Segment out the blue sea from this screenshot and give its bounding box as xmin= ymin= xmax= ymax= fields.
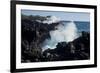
xmin=60 ymin=21 xmax=90 ymax=32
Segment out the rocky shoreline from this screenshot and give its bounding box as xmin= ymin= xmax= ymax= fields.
xmin=21 ymin=16 xmax=90 ymax=63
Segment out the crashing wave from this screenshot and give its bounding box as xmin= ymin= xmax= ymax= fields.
xmin=42 ymin=16 xmax=60 ymax=24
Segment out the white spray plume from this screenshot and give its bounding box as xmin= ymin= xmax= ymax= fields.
xmin=42 ymin=16 xmax=60 ymax=24
xmin=42 ymin=21 xmax=80 ymax=51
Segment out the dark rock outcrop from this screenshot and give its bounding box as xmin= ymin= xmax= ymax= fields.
xmin=21 ymin=18 xmax=90 ymax=62
xmin=21 ymin=19 xmax=60 ymax=62
xmin=42 ymin=31 xmax=90 ymax=61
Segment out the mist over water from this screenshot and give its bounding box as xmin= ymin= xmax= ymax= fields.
xmin=42 ymin=21 xmax=80 ymax=51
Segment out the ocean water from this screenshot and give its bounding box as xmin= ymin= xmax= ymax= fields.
xmin=60 ymin=21 xmax=90 ymax=32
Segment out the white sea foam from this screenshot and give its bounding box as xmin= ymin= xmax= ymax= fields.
xmin=42 ymin=21 xmax=80 ymax=51
xmin=42 ymin=16 xmax=60 ymax=24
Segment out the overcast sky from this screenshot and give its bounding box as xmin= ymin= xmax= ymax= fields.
xmin=21 ymin=10 xmax=90 ymax=22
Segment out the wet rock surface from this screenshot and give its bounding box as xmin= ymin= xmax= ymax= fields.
xmin=21 ymin=18 xmax=90 ymax=63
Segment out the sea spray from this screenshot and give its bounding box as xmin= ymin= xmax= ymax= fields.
xmin=42 ymin=16 xmax=60 ymax=24
xmin=42 ymin=21 xmax=80 ymax=51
